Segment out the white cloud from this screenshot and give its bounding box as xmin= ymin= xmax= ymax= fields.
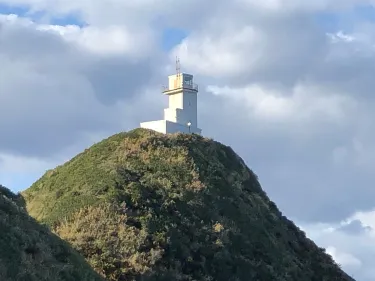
xmin=206 ymin=83 xmax=355 ymax=125
xmin=0 ymin=14 xmax=161 ymax=158
xmin=299 ymin=210 xmax=375 ymax=280
xmin=326 ymin=246 xmax=362 ymax=268
xmin=175 ymin=25 xmax=263 ymax=78
xmin=351 ymin=210 xmax=375 ymax=231
xmin=1 ymin=14 xmax=155 ymax=57
xmin=328 ymin=31 xmax=356 ymax=43
xmin=40 ymin=25 xmax=156 ymax=57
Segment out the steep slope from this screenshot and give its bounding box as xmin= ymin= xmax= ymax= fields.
xmin=23 ymin=128 xmax=354 ymax=281
xmin=0 ymin=185 xmax=103 ymax=281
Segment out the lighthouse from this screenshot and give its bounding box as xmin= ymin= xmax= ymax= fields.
xmin=140 ymin=59 xmax=202 ymax=135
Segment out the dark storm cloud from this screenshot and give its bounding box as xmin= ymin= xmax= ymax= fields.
xmin=84 ymin=57 xmax=153 ymax=105
xmin=336 ymin=220 xmax=373 ymax=235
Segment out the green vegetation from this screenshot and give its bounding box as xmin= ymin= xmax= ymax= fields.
xmin=23 ymin=128 xmax=355 ymax=281
xmin=0 ymin=185 xmax=103 ymax=281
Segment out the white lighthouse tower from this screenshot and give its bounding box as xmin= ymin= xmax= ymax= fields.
xmin=140 ymin=58 xmax=202 ymax=135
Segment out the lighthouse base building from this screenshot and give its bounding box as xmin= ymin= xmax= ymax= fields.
xmin=140 ymin=71 xmax=202 ymax=135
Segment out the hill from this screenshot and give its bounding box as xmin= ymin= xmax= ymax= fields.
xmin=0 ymin=185 xmax=103 ymax=281
xmin=23 ymin=128 xmax=354 ymax=281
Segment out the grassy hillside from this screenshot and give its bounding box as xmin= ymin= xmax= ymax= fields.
xmin=0 ymin=185 xmax=103 ymax=281
xmin=23 ymin=128 xmax=355 ymax=281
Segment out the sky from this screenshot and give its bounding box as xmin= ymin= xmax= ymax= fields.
xmin=1 ymin=0 xmax=375 ymax=279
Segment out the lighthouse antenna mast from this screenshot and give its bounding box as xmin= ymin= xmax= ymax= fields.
xmin=176 ymin=56 xmax=181 ymax=77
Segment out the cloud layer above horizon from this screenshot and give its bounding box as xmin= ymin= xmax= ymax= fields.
xmin=1 ymin=1 xmax=375 ymax=279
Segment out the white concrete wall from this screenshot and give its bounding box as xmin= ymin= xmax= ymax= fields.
xmin=164 ymin=108 xmax=176 ymax=122
xmin=168 ymin=74 xmax=182 ymax=90
xmin=164 ymin=108 xmax=183 ymax=123
xmin=165 ymin=97 xmax=196 ymax=126
xmin=168 ymin=74 xmax=176 ymax=90
xmin=140 ymin=120 xmax=201 ymax=135
xmin=167 ymin=73 xmax=194 ymax=91
xmin=168 ymin=92 xmax=183 ymax=109
xmin=140 ymin=120 xmax=167 ymax=134
xmin=166 ymin=91 xmax=197 ymax=125
xmin=182 ymin=92 xmax=197 ymax=127
xmin=166 ymin=121 xmax=201 ymax=135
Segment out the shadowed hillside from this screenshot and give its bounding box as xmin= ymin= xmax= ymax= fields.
xmin=23 ymin=128 xmax=355 ymax=281
xmin=0 ymin=185 xmax=103 ymax=281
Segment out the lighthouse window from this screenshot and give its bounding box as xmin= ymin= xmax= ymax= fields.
xmin=184 ymin=76 xmax=192 ymax=86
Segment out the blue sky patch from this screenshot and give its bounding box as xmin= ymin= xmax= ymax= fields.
xmin=161 ymin=27 xmax=189 ymax=51
xmin=314 ymin=4 xmax=375 ymax=33
xmin=353 ymin=4 xmax=375 ymax=21
xmin=0 ymin=3 xmax=85 ymax=26
xmin=48 ymin=13 xmax=86 ymax=27
xmin=0 ymin=172 xmax=41 ymax=193
xmin=314 ymin=11 xmax=341 ymax=32
xmin=0 ymin=3 xmax=29 ymax=16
